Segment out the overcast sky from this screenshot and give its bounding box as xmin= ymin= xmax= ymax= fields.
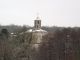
xmin=0 ymin=0 xmax=80 ymax=27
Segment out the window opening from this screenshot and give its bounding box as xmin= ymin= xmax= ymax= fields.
xmin=38 ymin=21 xmax=39 ymax=24
xmin=37 ymin=26 xmax=38 ymax=29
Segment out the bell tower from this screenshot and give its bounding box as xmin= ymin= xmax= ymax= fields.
xmin=34 ymin=14 xmax=41 ymax=30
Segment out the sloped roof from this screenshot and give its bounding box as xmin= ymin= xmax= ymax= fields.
xmin=33 ymin=29 xmax=47 ymax=32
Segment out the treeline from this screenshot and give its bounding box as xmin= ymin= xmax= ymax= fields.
xmin=0 ymin=24 xmax=31 ymax=33
xmin=0 ymin=24 xmax=64 ymax=33
xmin=0 ymin=28 xmax=33 ymax=60
xmin=36 ymin=27 xmax=80 ymax=60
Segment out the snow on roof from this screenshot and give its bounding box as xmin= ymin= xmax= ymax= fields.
xmin=26 ymin=29 xmax=47 ymax=33
xmin=32 ymin=29 xmax=47 ymax=32
xmin=14 ymin=35 xmax=17 ymax=36
xmin=11 ymin=33 xmax=14 ymax=34
xmin=25 ymin=29 xmax=33 ymax=33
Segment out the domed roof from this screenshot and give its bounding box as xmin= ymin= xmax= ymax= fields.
xmin=32 ymin=29 xmax=47 ymax=33
xmin=25 ymin=29 xmax=33 ymax=33
xmin=26 ymin=29 xmax=47 ymax=33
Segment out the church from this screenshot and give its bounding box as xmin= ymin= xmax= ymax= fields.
xmin=26 ymin=16 xmax=48 ymax=44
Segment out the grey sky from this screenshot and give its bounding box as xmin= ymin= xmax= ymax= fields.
xmin=0 ymin=0 xmax=80 ymax=27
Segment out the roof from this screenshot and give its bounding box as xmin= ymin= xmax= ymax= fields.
xmin=26 ymin=29 xmax=47 ymax=33
xmin=33 ymin=29 xmax=47 ymax=32
xmin=25 ymin=29 xmax=33 ymax=33
xmin=14 ymin=35 xmax=17 ymax=36
xmin=11 ymin=33 xmax=14 ymax=34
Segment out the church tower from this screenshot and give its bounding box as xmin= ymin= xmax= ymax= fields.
xmin=26 ymin=14 xmax=48 ymax=45
xmin=34 ymin=15 xmax=41 ymax=30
